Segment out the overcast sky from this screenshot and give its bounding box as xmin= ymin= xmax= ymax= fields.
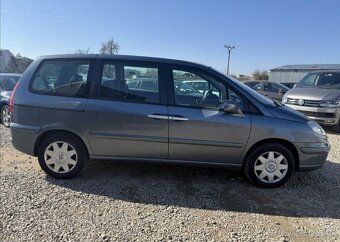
xmin=1 ymin=0 xmax=340 ymax=75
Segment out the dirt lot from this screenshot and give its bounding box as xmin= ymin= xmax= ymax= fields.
xmin=0 ymin=125 xmax=339 ymax=241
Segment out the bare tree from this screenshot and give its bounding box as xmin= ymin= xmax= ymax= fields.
xmin=252 ymin=70 xmax=269 ymax=80
xmin=100 ymin=38 xmax=119 ymax=55
xmin=6 ymin=53 xmax=33 ymax=74
xmin=73 ymin=48 xmax=90 ymax=54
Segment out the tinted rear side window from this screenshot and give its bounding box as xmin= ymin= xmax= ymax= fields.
xmin=98 ymin=63 xmax=160 ymax=104
xmin=30 ymin=60 xmax=91 ymax=97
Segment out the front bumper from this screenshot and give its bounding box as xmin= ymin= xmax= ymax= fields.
xmin=285 ymin=104 xmax=340 ymax=126
xmin=294 ymin=141 xmax=330 ymax=171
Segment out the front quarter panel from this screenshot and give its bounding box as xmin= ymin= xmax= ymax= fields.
xmin=249 ymin=116 xmax=320 ymax=144
xmin=240 ymin=115 xmax=329 ymax=170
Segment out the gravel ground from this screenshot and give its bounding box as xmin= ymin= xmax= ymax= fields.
xmin=0 ymin=124 xmax=339 ymax=241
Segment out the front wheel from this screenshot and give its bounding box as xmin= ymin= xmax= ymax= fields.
xmin=244 ymin=143 xmax=295 ymax=188
xmin=37 ymin=133 xmax=87 ymax=179
xmin=1 ymin=105 xmax=11 ymax=128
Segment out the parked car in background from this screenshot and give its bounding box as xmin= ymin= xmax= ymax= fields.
xmin=0 ymin=73 xmax=21 ymax=127
xmin=244 ymin=81 xmax=290 ymax=101
xmin=282 ymin=71 xmax=340 ymax=132
xmin=10 ymin=55 xmax=330 ymax=188
xmin=243 ymin=81 xmax=260 ymax=89
xmin=281 ymin=82 xmax=296 ymax=89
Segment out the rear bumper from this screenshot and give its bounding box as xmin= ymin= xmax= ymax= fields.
xmin=294 ymin=142 xmax=330 ymax=171
xmin=10 ymin=123 xmax=39 ymax=156
xmin=285 ymin=104 xmax=340 ymax=125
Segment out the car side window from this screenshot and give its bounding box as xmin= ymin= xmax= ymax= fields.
xmin=263 ymin=82 xmax=279 ymax=92
xmin=172 ymin=70 xmax=245 ymax=110
xmin=253 ymin=83 xmax=262 ymax=91
xmin=31 ymin=60 xmax=90 ymax=97
xmin=99 ymin=63 xmax=160 ymax=104
xmin=246 ymin=82 xmax=260 ymax=89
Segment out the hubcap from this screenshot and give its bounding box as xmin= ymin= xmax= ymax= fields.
xmin=1 ymin=106 xmax=11 ymax=127
xmin=254 ymin=151 xmax=288 ymax=184
xmin=44 ymin=141 xmax=78 ymax=173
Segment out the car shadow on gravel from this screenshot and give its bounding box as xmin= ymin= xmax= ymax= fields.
xmin=46 ymin=159 xmax=340 ymax=219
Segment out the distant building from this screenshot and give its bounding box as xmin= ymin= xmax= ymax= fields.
xmin=0 ymin=49 xmax=14 ymax=72
xmin=269 ymin=64 xmax=340 ymax=84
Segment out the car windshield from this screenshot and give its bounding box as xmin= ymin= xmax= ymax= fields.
xmin=0 ymin=75 xmax=21 ymax=91
xmin=297 ymin=72 xmax=340 ymax=89
xmin=277 ymin=83 xmax=290 ymax=91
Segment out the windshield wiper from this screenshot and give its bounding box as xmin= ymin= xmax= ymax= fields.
xmin=272 ymin=99 xmax=283 ymax=107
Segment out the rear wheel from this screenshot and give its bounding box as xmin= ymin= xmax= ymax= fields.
xmin=244 ymin=143 xmax=295 ymax=188
xmin=1 ymin=105 xmax=11 ymax=128
xmin=37 ymin=133 xmax=87 ymax=179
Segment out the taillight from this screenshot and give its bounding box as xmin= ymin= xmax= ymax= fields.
xmin=9 ymin=82 xmax=19 ymax=113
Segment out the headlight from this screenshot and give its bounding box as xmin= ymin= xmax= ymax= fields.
xmin=282 ymin=94 xmax=288 ymax=103
xmin=320 ymin=100 xmax=340 ymax=108
xmin=308 ymin=121 xmax=326 ymax=135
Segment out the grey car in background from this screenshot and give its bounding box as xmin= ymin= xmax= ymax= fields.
xmin=10 ymin=55 xmax=330 ymax=188
xmin=282 ymin=71 xmax=340 ymax=132
xmin=244 ymin=81 xmax=290 ymax=101
xmin=0 ymin=73 xmax=21 ymax=127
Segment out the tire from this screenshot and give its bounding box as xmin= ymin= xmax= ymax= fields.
xmin=37 ymin=133 xmax=87 ymax=179
xmin=244 ymin=143 xmax=295 ymax=188
xmin=1 ymin=105 xmax=11 ymax=128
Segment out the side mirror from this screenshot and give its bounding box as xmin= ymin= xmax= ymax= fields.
xmin=219 ymin=100 xmax=244 ymax=117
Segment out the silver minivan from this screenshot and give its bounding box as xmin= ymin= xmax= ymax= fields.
xmin=282 ymin=71 xmax=340 ymax=132
xmin=10 ymin=55 xmax=330 ymax=188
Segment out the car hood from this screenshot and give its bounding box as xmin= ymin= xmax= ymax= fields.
xmin=268 ymin=104 xmax=309 ymax=124
xmin=0 ymin=91 xmax=12 ymax=99
xmin=285 ymin=87 xmax=340 ymax=101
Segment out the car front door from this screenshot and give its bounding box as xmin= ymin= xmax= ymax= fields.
xmin=85 ymin=60 xmax=168 ymax=159
xmin=168 ymin=67 xmax=251 ymax=165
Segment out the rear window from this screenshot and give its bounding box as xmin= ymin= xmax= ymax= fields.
xmin=0 ymin=75 xmax=21 ymax=91
xmin=30 ymin=60 xmax=91 ymax=97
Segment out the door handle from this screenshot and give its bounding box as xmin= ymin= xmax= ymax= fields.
xmin=147 ymin=114 xmax=169 ymax=120
xmin=169 ymin=116 xmax=189 ymax=121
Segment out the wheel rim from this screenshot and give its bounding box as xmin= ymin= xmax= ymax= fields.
xmin=44 ymin=141 xmax=78 ymax=173
xmin=1 ymin=106 xmax=11 ymax=127
xmin=254 ymin=151 xmax=288 ymax=184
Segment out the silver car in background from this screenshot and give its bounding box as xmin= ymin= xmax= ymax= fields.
xmin=10 ymin=55 xmax=330 ymax=188
xmin=282 ymin=71 xmax=340 ymax=132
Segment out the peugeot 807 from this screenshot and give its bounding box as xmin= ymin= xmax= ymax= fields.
xmin=10 ymin=55 xmax=330 ymax=188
